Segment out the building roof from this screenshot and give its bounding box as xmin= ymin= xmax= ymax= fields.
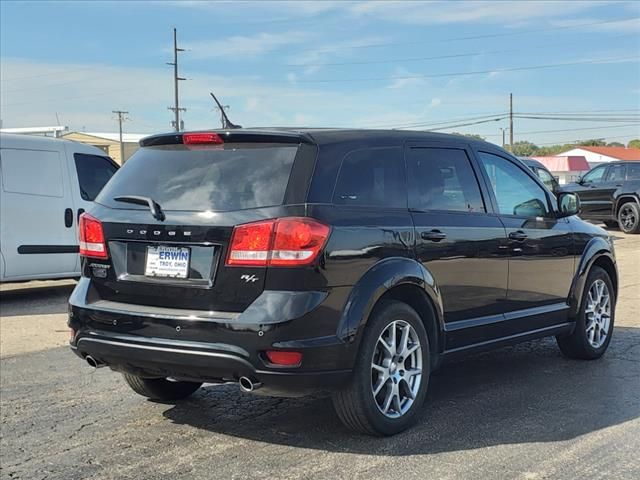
xmin=65 ymin=131 xmax=147 ymax=143
xmin=563 ymin=146 xmax=640 ymax=161
xmin=532 ymin=156 xmax=590 ymax=172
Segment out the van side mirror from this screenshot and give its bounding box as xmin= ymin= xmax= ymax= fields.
xmin=557 ymin=192 xmax=580 ymax=217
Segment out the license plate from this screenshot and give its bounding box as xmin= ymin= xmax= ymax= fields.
xmin=145 ymin=246 xmax=190 ymax=279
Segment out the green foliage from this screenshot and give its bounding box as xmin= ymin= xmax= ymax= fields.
xmin=606 ymin=142 xmax=624 ymax=147
xmin=628 ymin=139 xmax=640 ymax=149
xmin=511 ymin=141 xmax=539 ymax=157
xmin=576 ymin=139 xmax=606 ymax=147
xmin=450 ymin=132 xmax=486 ymax=141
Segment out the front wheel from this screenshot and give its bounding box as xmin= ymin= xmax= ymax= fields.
xmin=332 ymin=300 xmax=430 ymax=436
xmin=618 ymin=201 xmax=640 ymax=234
xmin=123 ymin=374 xmax=202 ymax=402
xmin=556 ymin=266 xmax=615 ymax=359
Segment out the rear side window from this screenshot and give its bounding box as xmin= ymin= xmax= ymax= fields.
xmin=407 ymin=147 xmax=485 ymax=213
xmin=333 ymin=147 xmax=406 ymax=208
xmin=0 ymin=148 xmax=63 ymax=197
xmin=627 ymin=163 xmax=640 ymax=180
xmin=606 ymin=164 xmax=626 ymax=182
xmin=96 ymin=143 xmax=297 ymax=211
xmin=74 ymin=153 xmax=118 ymax=201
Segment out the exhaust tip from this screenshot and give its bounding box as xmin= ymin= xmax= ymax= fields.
xmin=239 ymin=376 xmax=261 ymax=393
xmin=85 ymin=355 xmax=102 ymax=368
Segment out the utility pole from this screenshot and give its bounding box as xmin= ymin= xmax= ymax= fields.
xmin=500 ymin=127 xmax=508 ymax=148
xmin=509 ymin=93 xmax=514 ymax=151
xmin=167 ymin=28 xmax=186 ymax=131
xmin=112 ymin=110 xmax=129 ymax=164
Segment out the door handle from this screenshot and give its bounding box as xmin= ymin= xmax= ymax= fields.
xmin=421 ymin=230 xmax=447 ymax=242
xmin=64 ymin=208 xmax=73 ymax=228
xmin=77 ymin=208 xmax=85 ymax=222
xmin=508 ymin=230 xmax=528 ymax=241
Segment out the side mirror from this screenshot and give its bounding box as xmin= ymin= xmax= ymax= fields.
xmin=576 ymin=176 xmax=583 ymax=185
xmin=557 ymin=192 xmax=580 ymax=217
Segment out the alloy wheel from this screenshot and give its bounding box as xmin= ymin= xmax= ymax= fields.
xmin=585 ymin=279 xmax=611 ymax=349
xmin=619 ymin=205 xmax=637 ymax=231
xmin=371 ymin=320 xmax=422 ymax=419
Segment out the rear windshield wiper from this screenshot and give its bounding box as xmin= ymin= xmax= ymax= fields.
xmin=113 ymin=195 xmax=165 ymax=221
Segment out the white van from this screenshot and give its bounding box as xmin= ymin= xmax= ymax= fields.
xmin=0 ymin=133 xmax=119 ymax=282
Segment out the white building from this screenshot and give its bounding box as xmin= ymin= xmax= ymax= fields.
xmin=558 ymin=146 xmax=640 ymax=168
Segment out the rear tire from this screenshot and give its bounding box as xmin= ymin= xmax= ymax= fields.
xmin=332 ymin=300 xmax=430 ymax=436
xmin=603 ymin=220 xmax=618 ymax=229
xmin=556 ymin=266 xmax=615 ymax=359
xmin=617 ymin=201 xmax=640 ymax=234
xmin=123 ymin=373 xmax=202 ymax=401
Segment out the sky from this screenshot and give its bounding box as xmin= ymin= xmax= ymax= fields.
xmin=1 ymin=0 xmax=639 ymax=147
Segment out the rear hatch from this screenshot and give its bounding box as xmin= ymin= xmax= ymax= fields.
xmin=87 ymin=131 xmax=315 ymax=312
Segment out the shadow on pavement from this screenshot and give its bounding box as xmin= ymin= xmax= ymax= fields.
xmin=163 ymin=326 xmax=640 ymax=455
xmin=0 ymin=283 xmax=75 ymax=316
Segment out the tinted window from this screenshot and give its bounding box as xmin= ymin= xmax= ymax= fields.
xmin=582 ymin=165 xmax=606 ymax=184
xmin=97 ymin=144 xmax=297 ymax=211
xmin=536 ymin=168 xmax=557 ymax=191
xmin=407 ymin=148 xmax=485 ymax=213
xmin=478 ymin=152 xmax=550 ymax=217
xmin=1 ymin=149 xmax=63 ymax=197
xmin=606 ymin=164 xmax=626 ymax=182
xmin=74 ymin=154 xmax=118 ymax=201
xmin=627 ymin=163 xmax=640 ymax=180
xmin=333 ymin=147 xmax=406 ymax=208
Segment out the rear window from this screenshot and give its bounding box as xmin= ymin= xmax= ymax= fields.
xmin=96 ymin=143 xmax=297 ymax=211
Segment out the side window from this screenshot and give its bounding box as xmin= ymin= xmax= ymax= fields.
xmin=537 ymin=168 xmax=557 ymax=191
xmin=1 ymin=148 xmax=63 ymax=197
xmin=582 ymin=165 xmax=607 ymax=184
xmin=606 ymin=164 xmax=626 ymax=182
xmin=333 ymin=147 xmax=406 ymax=208
xmin=74 ymin=153 xmax=118 ymax=201
xmin=477 ymin=151 xmax=550 ymax=218
xmin=627 ymin=163 xmax=640 ymax=180
xmin=407 ymin=147 xmax=485 ymax=213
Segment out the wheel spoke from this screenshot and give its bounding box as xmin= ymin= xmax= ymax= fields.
xmin=372 ymin=363 xmax=386 ymax=374
xmin=382 ymin=387 xmax=394 ymax=414
xmin=405 ymin=368 xmax=422 ymax=380
xmin=400 ymin=378 xmax=415 ymax=399
xmin=392 ymin=391 xmax=402 ymax=413
xmin=398 ymin=324 xmax=410 ymax=356
xmin=373 ymin=375 xmax=388 ymax=396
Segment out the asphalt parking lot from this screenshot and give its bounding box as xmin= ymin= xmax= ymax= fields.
xmin=1 ymin=228 xmax=638 ymax=480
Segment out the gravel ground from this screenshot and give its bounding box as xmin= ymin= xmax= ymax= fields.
xmin=1 ymin=229 xmax=638 ymax=480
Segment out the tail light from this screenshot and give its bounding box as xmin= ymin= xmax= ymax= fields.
xmin=182 ymin=132 xmax=224 ymax=145
xmin=265 ymin=350 xmax=303 ymax=367
xmin=79 ymin=213 xmax=108 ymax=259
xmin=226 ymin=217 xmax=330 ymax=267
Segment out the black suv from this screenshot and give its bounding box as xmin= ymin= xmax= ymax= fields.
xmin=562 ymin=161 xmax=640 ymax=234
xmin=69 ymin=129 xmax=618 ymax=436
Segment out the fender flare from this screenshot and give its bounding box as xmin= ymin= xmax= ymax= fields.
xmin=568 ymin=236 xmax=617 ymax=317
xmin=613 ymin=193 xmax=640 ymax=215
xmin=336 ymin=257 xmax=444 ymax=345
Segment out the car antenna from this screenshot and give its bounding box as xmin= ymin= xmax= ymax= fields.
xmin=210 ymin=92 xmax=242 ymax=129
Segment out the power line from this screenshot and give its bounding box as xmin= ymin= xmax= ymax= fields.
xmin=286 ymin=33 xmax=636 ymax=67
xmin=423 ymin=117 xmax=508 ymax=131
xmin=483 ymin=123 xmax=640 ymax=138
xmin=293 ymin=55 xmax=639 ymax=84
xmin=514 ymin=115 xmax=640 ymax=122
xmin=290 ymin=17 xmax=640 ymax=55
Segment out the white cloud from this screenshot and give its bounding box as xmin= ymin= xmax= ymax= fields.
xmin=348 ymin=0 xmax=614 ymax=26
xmin=184 ymin=31 xmax=311 ymax=59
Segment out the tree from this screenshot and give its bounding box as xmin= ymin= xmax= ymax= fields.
xmin=511 ymin=141 xmax=539 ymax=157
xmin=450 ymin=132 xmax=485 ymax=141
xmin=577 ymin=139 xmax=606 ymax=147
xmin=607 ymin=142 xmax=625 ymax=147
xmin=628 ymin=139 xmax=640 ymax=149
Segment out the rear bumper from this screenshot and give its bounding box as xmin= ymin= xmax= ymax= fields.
xmin=69 ymin=278 xmax=354 ymax=396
